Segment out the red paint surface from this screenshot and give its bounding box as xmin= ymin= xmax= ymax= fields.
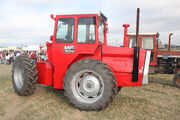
xmin=102 ymin=46 xmax=146 ymax=86
xmin=36 ymin=61 xmax=53 ymax=85
xmin=36 ymin=13 xmax=147 ymax=89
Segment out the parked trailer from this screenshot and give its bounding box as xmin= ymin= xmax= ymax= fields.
xmin=12 ymin=10 xmax=151 ymax=111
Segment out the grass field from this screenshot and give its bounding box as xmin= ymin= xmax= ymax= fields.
xmin=0 ymin=64 xmax=179 ymax=120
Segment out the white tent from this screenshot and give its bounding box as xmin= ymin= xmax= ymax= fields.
xmin=0 ymin=46 xmax=18 ymax=51
xmin=22 ymin=45 xmax=40 ymax=51
xmin=0 ymin=48 xmax=5 ymax=51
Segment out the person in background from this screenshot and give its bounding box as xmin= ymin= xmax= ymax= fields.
xmin=5 ymin=53 xmax=10 ymax=64
xmin=1 ymin=52 xmax=5 ymax=64
xmin=0 ymin=52 xmax=2 ymax=64
xmin=30 ymin=51 xmax=37 ymax=60
xmin=16 ymin=51 xmax=21 ymax=56
xmin=9 ymin=51 xmax=14 ymax=63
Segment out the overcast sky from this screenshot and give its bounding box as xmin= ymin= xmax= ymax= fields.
xmin=0 ymin=0 xmax=180 ymax=47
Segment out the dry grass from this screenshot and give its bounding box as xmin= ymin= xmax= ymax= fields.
xmin=0 ymin=64 xmax=179 ymax=120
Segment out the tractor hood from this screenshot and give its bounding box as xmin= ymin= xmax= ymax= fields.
xmin=101 ymin=45 xmax=149 ymax=86
xmin=102 ymin=45 xmax=134 ymax=73
xmin=102 ymin=45 xmax=134 ymax=58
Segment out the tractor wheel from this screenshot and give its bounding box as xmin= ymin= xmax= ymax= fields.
xmin=64 ymin=58 xmax=117 ymax=111
xmin=12 ymin=55 xmax=38 ymax=96
xmin=173 ymin=72 xmax=180 ymax=88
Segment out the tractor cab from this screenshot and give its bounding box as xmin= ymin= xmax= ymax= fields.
xmin=125 ymin=33 xmax=159 ymax=66
xmin=50 ymin=12 xmax=107 ymax=45
xmin=45 ymin=12 xmax=111 ymax=88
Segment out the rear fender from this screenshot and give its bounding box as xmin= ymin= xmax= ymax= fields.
xmin=102 ymin=46 xmax=148 ymax=86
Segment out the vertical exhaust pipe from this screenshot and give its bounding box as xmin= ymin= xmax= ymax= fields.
xmin=135 ymin=8 xmax=140 ymax=47
xmin=132 ymin=8 xmax=140 ymax=82
xmin=168 ymin=33 xmax=173 ymax=51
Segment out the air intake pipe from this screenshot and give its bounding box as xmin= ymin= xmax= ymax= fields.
xmin=123 ymin=24 xmax=130 ymax=47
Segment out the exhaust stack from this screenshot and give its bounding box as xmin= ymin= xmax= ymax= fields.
xmin=132 ymin=8 xmax=140 ymax=82
xmin=135 ymin=8 xmax=140 ymax=47
xmin=168 ymin=33 xmax=173 ymax=51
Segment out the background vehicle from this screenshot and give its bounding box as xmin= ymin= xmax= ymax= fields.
xmin=12 ymin=10 xmax=151 ymax=111
xmin=124 ymin=31 xmax=180 ymax=74
xmin=122 ymin=27 xmax=180 ymax=87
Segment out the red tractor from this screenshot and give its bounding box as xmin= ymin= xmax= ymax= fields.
xmin=12 ymin=11 xmax=151 ymax=111
xmin=123 ymin=29 xmax=180 ymax=88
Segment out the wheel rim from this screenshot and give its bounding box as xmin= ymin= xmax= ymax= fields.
xmin=72 ymin=70 xmax=104 ymax=103
xmin=14 ymin=65 xmax=24 ymax=89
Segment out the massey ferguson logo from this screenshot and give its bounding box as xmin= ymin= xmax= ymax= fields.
xmin=64 ymin=45 xmax=75 ymax=53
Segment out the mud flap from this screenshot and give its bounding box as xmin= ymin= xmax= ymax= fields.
xmin=142 ymin=51 xmax=151 ymax=84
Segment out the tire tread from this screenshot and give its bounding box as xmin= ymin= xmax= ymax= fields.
xmin=12 ymin=55 xmax=38 ymax=96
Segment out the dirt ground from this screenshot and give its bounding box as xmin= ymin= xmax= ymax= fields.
xmin=0 ymin=64 xmax=179 ymax=120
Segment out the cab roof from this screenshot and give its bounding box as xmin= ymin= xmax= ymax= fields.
xmin=55 ymin=11 xmax=107 ymax=20
xmin=128 ymin=32 xmax=158 ymax=35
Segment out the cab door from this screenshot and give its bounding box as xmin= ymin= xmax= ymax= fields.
xmin=51 ymin=15 xmax=101 ymax=89
xmin=52 ymin=16 xmax=76 ymax=67
xmin=51 ymin=16 xmax=76 ymax=88
xmin=75 ymin=15 xmax=101 ymax=60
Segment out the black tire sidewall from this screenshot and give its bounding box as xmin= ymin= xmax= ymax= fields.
xmin=173 ymin=72 xmax=180 ymax=88
xmin=12 ymin=56 xmax=37 ymax=96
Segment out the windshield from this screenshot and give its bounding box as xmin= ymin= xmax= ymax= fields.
xmin=56 ymin=18 xmax=74 ymax=43
xmin=77 ymin=17 xmax=96 ymax=43
xmin=142 ymin=37 xmax=154 ymax=49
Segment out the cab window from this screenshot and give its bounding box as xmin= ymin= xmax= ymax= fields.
xmin=56 ymin=18 xmax=74 ymax=43
xmin=77 ymin=17 xmax=96 ymax=43
xmin=142 ymin=37 xmax=154 ymax=49
xmin=98 ymin=19 xmax=104 ymax=43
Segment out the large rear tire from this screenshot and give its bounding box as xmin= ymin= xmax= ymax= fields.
xmin=12 ymin=55 xmax=38 ymax=96
xmin=173 ymin=72 xmax=180 ymax=88
xmin=64 ymin=58 xmax=117 ymax=111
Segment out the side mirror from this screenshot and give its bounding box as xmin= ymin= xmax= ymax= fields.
xmin=50 ymin=35 xmax=54 ymax=41
xmin=50 ymin=14 xmax=55 ymax=20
